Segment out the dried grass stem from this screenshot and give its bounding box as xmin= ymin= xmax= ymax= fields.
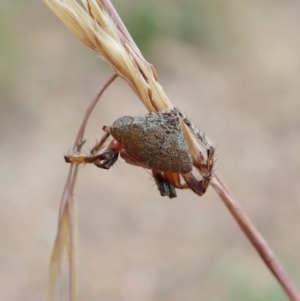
xmin=42 ymin=1 xmax=300 ymax=301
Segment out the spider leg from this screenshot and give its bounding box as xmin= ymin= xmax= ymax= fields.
xmin=152 ymin=170 xmax=177 ymax=198
xmin=88 ymin=129 xmax=118 ymax=169
xmin=64 ymin=153 xmax=105 ymax=164
xmin=156 ymin=171 xmax=211 ymax=197
xmin=173 ymin=107 xmax=215 ymax=189
xmin=153 ymin=171 xmax=199 ymax=198
xmin=163 ymin=172 xmax=188 ymax=189
xmin=65 ymin=138 xmax=121 ymax=170
xmin=174 ymin=107 xmax=213 ymax=151
xmin=182 ymin=172 xmax=210 ymax=196
xmin=196 ymin=147 xmax=214 ymax=179
xmin=75 ymin=139 xmax=87 ymax=152
xmin=90 ymin=132 xmax=110 ymax=155
xmin=93 ymin=139 xmax=121 ymax=169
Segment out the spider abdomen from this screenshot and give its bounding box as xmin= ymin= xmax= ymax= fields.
xmin=110 ymin=110 xmax=193 ymax=173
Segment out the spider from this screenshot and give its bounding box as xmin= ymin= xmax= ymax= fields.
xmin=64 ymin=108 xmax=215 ymax=198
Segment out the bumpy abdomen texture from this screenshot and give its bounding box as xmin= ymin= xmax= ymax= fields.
xmin=110 ymin=111 xmax=193 ymax=173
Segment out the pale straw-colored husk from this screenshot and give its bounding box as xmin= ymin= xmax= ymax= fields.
xmin=43 ymin=2 xmax=300 ymax=301
xmin=43 ymin=0 xmax=173 ymax=113
xmin=42 ymin=0 xmax=203 ymax=161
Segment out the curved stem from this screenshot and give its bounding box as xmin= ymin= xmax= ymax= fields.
xmin=73 ymin=73 xmax=118 ymax=147
xmin=50 ymin=73 xmax=118 ymax=301
xmin=211 ymin=173 xmax=300 ymax=301
xmin=101 ymin=2 xmax=300 ymax=300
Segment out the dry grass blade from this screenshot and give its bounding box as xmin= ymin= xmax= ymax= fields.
xmin=48 ymin=166 xmax=77 ymax=301
xmin=42 ymin=1 xmax=300 ymax=301
xmin=42 ymin=0 xmax=203 ymax=163
xmin=211 ymin=174 xmax=300 ymax=301
xmin=43 ymin=0 xmax=167 ymax=112
xmin=47 ymin=74 xmax=117 ymax=301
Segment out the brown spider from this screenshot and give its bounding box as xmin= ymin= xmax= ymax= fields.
xmin=65 ymin=108 xmax=215 ymax=198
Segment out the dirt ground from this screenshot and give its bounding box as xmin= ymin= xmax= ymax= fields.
xmin=1 ymin=1 xmax=300 ymax=300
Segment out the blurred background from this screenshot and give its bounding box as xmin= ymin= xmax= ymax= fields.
xmin=1 ymin=0 xmax=300 ymax=300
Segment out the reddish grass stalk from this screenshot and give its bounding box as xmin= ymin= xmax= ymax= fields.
xmin=98 ymin=1 xmax=300 ymax=300
xmin=211 ymin=174 xmax=300 ymax=301
xmin=50 ymin=74 xmax=117 ymax=301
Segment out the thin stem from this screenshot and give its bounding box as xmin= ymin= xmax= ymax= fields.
xmin=100 ymin=2 xmax=300 ymax=301
xmin=46 ymin=1 xmax=300 ymax=300
xmin=53 ymin=73 xmax=117 ymax=301
xmin=211 ymin=173 xmax=300 ymax=301
xmin=73 ymin=73 xmax=118 ymax=147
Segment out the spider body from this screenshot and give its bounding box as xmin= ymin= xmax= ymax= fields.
xmin=110 ymin=110 xmax=193 ymax=173
xmin=65 ymin=108 xmax=215 ymax=198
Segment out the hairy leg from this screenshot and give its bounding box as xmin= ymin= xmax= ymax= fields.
xmin=182 ymin=172 xmax=210 ymax=196
xmin=64 ymin=135 xmax=121 ymax=170
xmin=152 ymin=170 xmax=177 ymax=198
